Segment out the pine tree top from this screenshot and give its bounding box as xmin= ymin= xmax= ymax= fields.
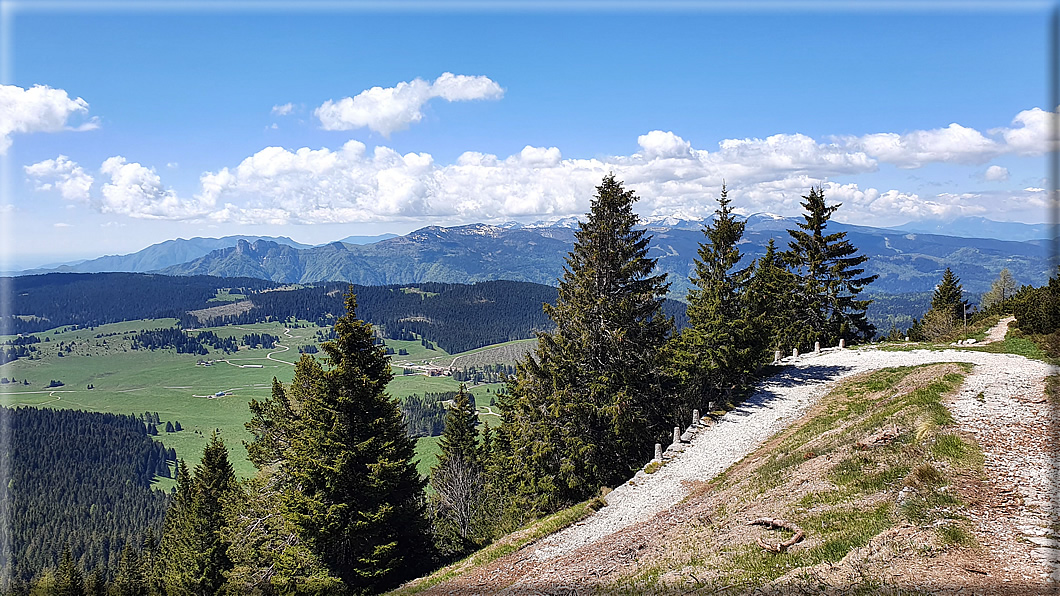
xmin=931 ymin=267 xmax=966 ymax=313
xmin=437 ymin=384 xmax=479 ymax=469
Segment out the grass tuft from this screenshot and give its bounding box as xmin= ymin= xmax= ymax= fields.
xmin=937 ymin=522 xmax=977 ymax=548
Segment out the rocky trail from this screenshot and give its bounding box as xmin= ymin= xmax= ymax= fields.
xmin=419 ymin=319 xmax=1059 ymax=594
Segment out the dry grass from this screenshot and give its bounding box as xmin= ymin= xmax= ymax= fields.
xmin=605 ymin=363 xmax=989 ymax=594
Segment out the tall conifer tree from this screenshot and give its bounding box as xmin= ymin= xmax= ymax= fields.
xmin=53 ymin=548 xmax=84 ymax=596
xmin=499 ymin=174 xmax=672 ymax=515
xmin=156 ymin=434 xmax=236 ymax=596
xmin=282 ymin=290 xmax=430 ymax=594
xmin=746 ymin=238 xmax=801 ymax=352
xmin=430 ymin=385 xmax=486 ymax=556
xmin=931 ymin=268 xmax=968 ymax=322
xmin=785 ymin=186 xmax=878 ymax=347
xmin=670 ymin=185 xmax=758 ymax=408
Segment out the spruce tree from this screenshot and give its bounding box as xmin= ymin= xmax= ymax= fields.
xmin=931 ymin=268 xmax=968 ymax=323
xmin=784 ymin=186 xmax=878 ymax=348
xmin=670 ymin=186 xmax=759 ymax=409
xmin=53 ymin=548 xmax=84 ymax=596
xmin=435 ymin=385 xmax=479 ymax=468
xmin=157 ymin=460 xmax=194 ymax=591
xmin=84 ymin=568 xmax=105 ymax=596
xmin=227 ymin=371 xmax=343 ymax=593
xmin=111 ymin=544 xmax=145 ymax=596
xmin=430 ymin=385 xmax=486 ymax=557
xmin=192 ymin=432 xmax=236 ymax=596
xmin=155 ymin=435 xmax=236 ymax=596
xmin=746 ymin=238 xmax=801 ymax=352
xmin=282 ymin=289 xmax=430 ymax=594
xmin=499 ymin=174 xmax=672 ymax=516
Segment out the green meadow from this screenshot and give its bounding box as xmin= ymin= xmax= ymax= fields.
xmin=1 ymin=319 xmax=511 ymax=481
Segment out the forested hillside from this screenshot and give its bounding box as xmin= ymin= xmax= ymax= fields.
xmin=4 ymin=275 xmax=687 ymax=354
xmin=1 ymin=407 xmax=173 ymax=584
xmin=3 ymin=273 xmax=276 ymax=334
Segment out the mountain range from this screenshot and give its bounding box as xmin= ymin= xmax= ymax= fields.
xmin=888 ymin=216 xmax=1053 ymax=243
xmin=12 ymin=233 xmax=397 ymax=276
xmin=12 ymin=216 xmax=1053 ymax=296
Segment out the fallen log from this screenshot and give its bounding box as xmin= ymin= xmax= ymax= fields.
xmin=748 ymin=517 xmax=806 ymax=552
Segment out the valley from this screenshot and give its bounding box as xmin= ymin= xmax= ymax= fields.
xmin=0 ymin=317 xmax=512 ymax=480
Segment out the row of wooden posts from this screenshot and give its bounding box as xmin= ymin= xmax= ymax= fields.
xmin=651 ymin=338 xmax=849 ymax=462
xmin=774 ymin=338 xmax=846 ymax=363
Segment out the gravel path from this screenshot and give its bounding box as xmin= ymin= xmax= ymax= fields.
xmin=420 ymin=324 xmax=1058 ymax=593
xmin=527 ymin=340 xmax=1057 ymax=564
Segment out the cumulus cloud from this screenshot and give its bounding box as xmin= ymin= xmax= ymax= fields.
xmin=637 ymin=130 xmax=692 ymax=159
xmin=24 ymin=155 xmax=94 ymax=201
xmin=34 ymin=106 xmax=1051 ymax=226
xmin=191 ymin=129 xmax=886 ymax=225
xmin=821 ymin=182 xmax=985 ymax=223
xmin=841 ymin=123 xmax=999 ymax=168
xmin=983 ymin=165 xmax=1009 ymax=181
xmin=99 ymin=157 xmax=209 ymax=220
xmin=271 ymin=103 xmax=295 ymax=116
xmin=314 ymin=73 xmax=504 ymax=136
xmin=991 ymin=106 xmax=1058 ymax=155
xmin=838 ymin=106 xmax=1059 ymax=168
xmin=0 ymin=84 xmax=98 ymax=154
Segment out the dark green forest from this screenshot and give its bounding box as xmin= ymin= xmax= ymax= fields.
xmin=1 ymin=407 xmax=173 ymax=585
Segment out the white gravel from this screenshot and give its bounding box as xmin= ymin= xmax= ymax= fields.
xmin=529 ymin=341 xmax=1058 ymax=561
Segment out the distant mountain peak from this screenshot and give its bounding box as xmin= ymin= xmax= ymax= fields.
xmin=640 ymin=214 xmax=705 ymax=226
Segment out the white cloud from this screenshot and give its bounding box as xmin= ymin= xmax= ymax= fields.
xmin=841 ymin=123 xmax=999 ymax=168
xmin=38 ymin=106 xmax=1051 ymax=227
xmin=837 ymin=106 xmax=1059 ymax=168
xmin=991 ymin=106 xmax=1058 ymax=155
xmin=0 ymin=84 xmax=97 ymax=154
xmin=822 ymin=182 xmax=985 ymax=223
xmin=983 ymin=165 xmax=1009 ymax=181
xmin=637 ymin=130 xmax=692 ymax=159
xmin=271 ymin=102 xmax=295 ymax=116
xmin=193 ymin=130 xmax=884 ymax=225
xmin=314 ymin=73 xmax=504 ymax=136
xmin=24 ymin=155 xmax=94 ymax=201
xmin=99 ymin=157 xmax=209 ymax=219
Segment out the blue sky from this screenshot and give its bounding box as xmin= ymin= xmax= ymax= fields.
xmin=2 ymin=3 xmax=1056 ymax=267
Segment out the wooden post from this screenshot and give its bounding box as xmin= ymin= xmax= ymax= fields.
xmin=774 ymin=350 xmax=782 ymax=363
xmin=839 ymin=338 xmax=846 ymax=349
xmin=814 ymin=341 xmax=820 ymax=353
xmin=654 ymin=443 xmax=663 ymax=461
xmin=673 ymin=426 xmax=681 ymax=445
xmin=792 ymin=347 xmax=798 ymax=358
xmin=693 ymin=409 xmax=700 ymax=425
